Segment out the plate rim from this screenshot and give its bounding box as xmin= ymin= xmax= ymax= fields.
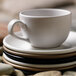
xmin=3 ymin=53 xmax=76 ymax=68
xmin=3 ymin=45 xmax=76 ymax=59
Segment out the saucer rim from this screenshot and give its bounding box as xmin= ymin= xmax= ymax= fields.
xmin=3 ymin=31 xmax=76 ymax=54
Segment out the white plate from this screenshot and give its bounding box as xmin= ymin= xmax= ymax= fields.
xmin=3 ymin=31 xmax=76 ymax=54
xmin=3 ymin=53 xmax=76 ymax=68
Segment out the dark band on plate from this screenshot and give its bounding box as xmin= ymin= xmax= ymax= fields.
xmin=3 ymin=51 xmax=76 ymax=64
xmin=3 ymin=56 xmax=76 ymax=72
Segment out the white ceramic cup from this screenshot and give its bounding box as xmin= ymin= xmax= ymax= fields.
xmin=8 ymin=9 xmax=71 ymax=48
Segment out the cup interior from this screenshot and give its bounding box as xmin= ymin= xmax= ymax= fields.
xmin=20 ymin=9 xmax=71 ymax=17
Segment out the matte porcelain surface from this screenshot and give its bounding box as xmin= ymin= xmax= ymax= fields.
xmin=3 ymin=31 xmax=76 ymax=54
xmin=3 ymin=53 xmax=76 ymax=69
xmin=8 ymin=9 xmax=71 ymax=48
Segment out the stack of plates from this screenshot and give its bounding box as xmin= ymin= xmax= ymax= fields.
xmin=2 ymin=31 xmax=76 ymax=73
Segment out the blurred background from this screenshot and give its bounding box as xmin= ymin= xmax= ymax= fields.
xmin=0 ymin=0 xmax=76 ymax=45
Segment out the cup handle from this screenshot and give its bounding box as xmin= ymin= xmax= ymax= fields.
xmin=8 ymin=19 xmax=29 ymax=42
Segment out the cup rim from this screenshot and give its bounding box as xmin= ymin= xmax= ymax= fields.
xmin=20 ymin=8 xmax=71 ymax=18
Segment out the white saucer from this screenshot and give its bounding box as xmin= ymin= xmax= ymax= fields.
xmin=3 ymin=31 xmax=76 ymax=54
xmin=3 ymin=53 xmax=76 ymax=69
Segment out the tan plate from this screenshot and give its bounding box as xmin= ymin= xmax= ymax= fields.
xmin=3 ymin=45 xmax=76 ymax=59
xmin=2 ymin=56 xmax=76 ymax=71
